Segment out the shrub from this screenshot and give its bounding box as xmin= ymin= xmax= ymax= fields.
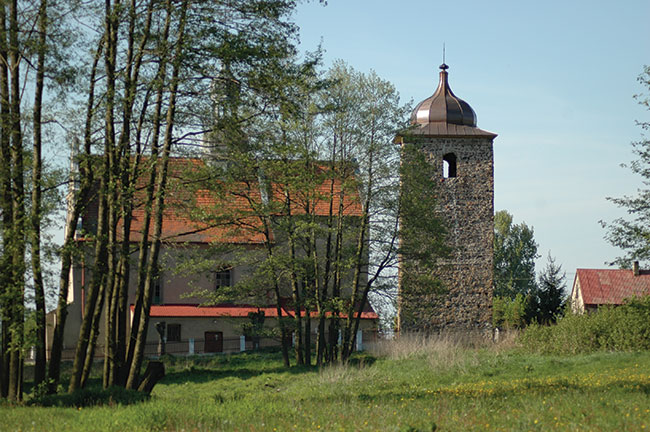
xmin=493 ymin=294 xmax=528 ymax=329
xmin=520 ymin=296 xmax=650 ymax=354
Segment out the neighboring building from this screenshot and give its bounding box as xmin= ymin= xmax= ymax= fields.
xmin=571 ymin=263 xmax=650 ymax=313
xmin=48 ymin=158 xmax=378 ymax=358
xmin=397 ymin=64 xmax=496 ymax=332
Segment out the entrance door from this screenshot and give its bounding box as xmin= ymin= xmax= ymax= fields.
xmin=204 ymin=331 xmax=223 ymax=353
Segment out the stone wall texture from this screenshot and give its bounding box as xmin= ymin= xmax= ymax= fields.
xmin=399 ymin=136 xmax=494 ymax=332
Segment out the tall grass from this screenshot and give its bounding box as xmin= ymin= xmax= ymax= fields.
xmin=369 ymin=330 xmax=519 ymax=373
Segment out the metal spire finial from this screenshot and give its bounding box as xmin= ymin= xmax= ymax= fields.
xmin=440 ymin=43 xmax=448 ymax=71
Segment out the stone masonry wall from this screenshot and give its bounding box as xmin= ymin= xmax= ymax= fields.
xmin=399 ymin=136 xmax=494 ymax=331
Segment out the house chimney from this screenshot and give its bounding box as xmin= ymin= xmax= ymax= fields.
xmin=633 ymin=261 xmax=640 ymax=276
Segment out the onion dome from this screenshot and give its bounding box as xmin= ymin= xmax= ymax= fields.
xmin=411 ymin=64 xmax=477 ymax=127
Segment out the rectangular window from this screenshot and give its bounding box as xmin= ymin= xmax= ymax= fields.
xmin=167 ymin=324 xmax=181 ymax=342
xmin=153 ymin=282 xmax=162 ymax=305
xmin=215 ymin=268 xmax=232 ymax=290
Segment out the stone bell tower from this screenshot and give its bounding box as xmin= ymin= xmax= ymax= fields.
xmin=397 ymin=63 xmax=496 ymax=332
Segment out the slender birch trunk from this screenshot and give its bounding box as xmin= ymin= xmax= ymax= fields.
xmin=31 ymin=0 xmax=48 ymax=387
xmin=0 ymin=0 xmax=12 ymax=399
xmin=7 ymin=0 xmax=26 ymax=401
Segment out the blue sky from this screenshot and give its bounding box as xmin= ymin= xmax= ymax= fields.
xmin=294 ymin=0 xmax=650 ymax=283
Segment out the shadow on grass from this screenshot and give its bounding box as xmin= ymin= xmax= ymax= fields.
xmin=160 ymin=351 xmax=377 ymax=385
xmin=162 ymin=363 xmax=318 ymax=385
xmin=27 ymin=386 xmax=150 ymax=408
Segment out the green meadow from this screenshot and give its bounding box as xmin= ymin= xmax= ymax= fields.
xmin=2 ymin=336 xmax=650 ymax=431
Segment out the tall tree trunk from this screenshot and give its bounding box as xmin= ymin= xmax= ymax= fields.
xmin=261 ymin=221 xmax=290 ymax=367
xmin=317 ymin=156 xmax=338 ymax=366
xmin=69 ymin=172 xmax=109 ymax=392
xmin=113 ymin=0 xmax=154 ymax=386
xmin=0 ymin=0 xmax=12 ymax=399
xmin=31 ymin=0 xmax=48 ymax=387
xmin=101 ymin=0 xmax=121 ymax=388
xmin=342 ymin=153 xmax=373 ymax=362
xmin=303 ymin=290 xmax=311 ymax=366
xmin=102 ymin=200 xmax=119 ymax=388
xmin=126 ymin=0 xmax=189 ymax=389
xmin=7 ymin=0 xmax=25 ymax=401
xmin=328 ymin=154 xmax=346 ymax=362
xmin=48 ymin=38 xmax=101 ymax=393
xmin=79 ymin=267 xmax=107 ymax=388
xmin=124 ymin=0 xmax=171 ymax=378
xmin=284 ymin=188 xmax=303 ymax=366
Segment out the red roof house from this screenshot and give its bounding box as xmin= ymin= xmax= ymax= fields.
xmin=570 ymin=264 xmax=650 ymax=313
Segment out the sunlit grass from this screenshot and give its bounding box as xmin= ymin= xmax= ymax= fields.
xmin=2 ymin=343 xmax=649 ymax=431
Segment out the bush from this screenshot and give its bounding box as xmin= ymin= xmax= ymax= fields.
xmin=493 ymin=294 xmax=528 ymax=329
xmin=520 ymin=296 xmax=650 ymax=354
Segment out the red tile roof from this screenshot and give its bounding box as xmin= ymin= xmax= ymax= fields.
xmin=575 ymin=268 xmax=650 ymax=306
xmin=135 ymin=304 xmax=378 ymax=320
xmin=111 ymin=157 xmax=362 ymax=244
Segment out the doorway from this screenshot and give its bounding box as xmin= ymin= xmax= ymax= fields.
xmin=204 ymin=331 xmax=223 ymax=353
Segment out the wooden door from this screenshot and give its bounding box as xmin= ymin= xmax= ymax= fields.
xmin=204 ymin=331 xmax=223 ymax=353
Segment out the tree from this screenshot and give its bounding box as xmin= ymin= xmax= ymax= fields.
xmin=182 ymin=61 xmax=436 ymax=365
xmin=492 ymin=294 xmax=527 ymax=329
xmin=493 ymin=210 xmax=539 ymax=299
xmin=602 ymin=66 xmax=650 ymax=268
xmin=0 ymin=0 xmax=72 ymax=401
xmin=532 ymin=253 xmax=567 ymax=324
xmin=60 ymin=0 xmax=320 ymax=392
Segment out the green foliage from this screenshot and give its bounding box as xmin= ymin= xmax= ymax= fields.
xmin=602 ymin=66 xmax=650 ymax=267
xmin=494 ymin=254 xmax=567 ymax=329
xmin=528 ymin=253 xmax=567 ymax=324
xmin=492 ymin=294 xmax=528 ymax=329
xmin=494 ymin=210 xmax=539 ymax=298
xmin=520 ymin=295 xmax=650 ymax=354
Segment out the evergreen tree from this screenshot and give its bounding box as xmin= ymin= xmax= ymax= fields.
xmin=534 ymin=253 xmax=567 ymax=324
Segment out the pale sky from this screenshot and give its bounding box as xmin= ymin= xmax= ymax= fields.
xmin=294 ymin=0 xmax=650 ymax=284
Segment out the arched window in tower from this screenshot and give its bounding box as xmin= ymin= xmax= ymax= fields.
xmin=443 ymin=153 xmax=457 ymax=178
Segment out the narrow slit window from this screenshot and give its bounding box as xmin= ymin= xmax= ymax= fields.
xmin=153 ymin=281 xmax=162 ymax=305
xmin=443 ymin=153 xmax=457 ymax=178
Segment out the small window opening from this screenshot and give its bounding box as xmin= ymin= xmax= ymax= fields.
xmin=215 ymin=268 xmax=232 ymax=291
xmin=167 ymin=324 xmax=181 ymax=342
xmin=443 ymin=153 xmax=457 ymax=178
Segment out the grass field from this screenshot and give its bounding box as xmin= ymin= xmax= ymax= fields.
xmin=2 ymin=336 xmax=650 ymax=431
